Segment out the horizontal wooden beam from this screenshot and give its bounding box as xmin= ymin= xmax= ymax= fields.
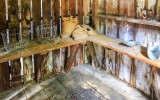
xmin=98 ymin=14 xmax=160 ymax=27
xmin=88 ymin=35 xmax=160 ymax=68
xmin=0 ymin=38 xmax=88 ymax=64
xmin=0 ymin=34 xmax=160 ymax=68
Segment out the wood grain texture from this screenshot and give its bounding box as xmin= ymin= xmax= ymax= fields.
xmin=11 ymin=59 xmax=22 ymax=87
xmin=0 ymin=0 xmax=6 ymax=44
xmin=78 ymin=0 xmax=83 ymax=24
xmin=22 ymin=0 xmax=31 ymax=28
xmin=53 ymin=0 xmax=60 ymax=35
xmin=0 ymin=62 xmax=10 ymax=92
xmin=64 ymin=44 xmax=80 ymax=73
xmin=23 ymin=56 xmax=33 ymax=83
xmin=42 ymin=0 xmax=53 ymax=79
xmin=86 ymin=42 xmax=98 ymax=68
xmin=61 ymin=0 xmax=68 ymax=17
xmin=69 ymin=0 xmax=76 ymax=17
xmin=22 ymin=0 xmax=33 ymax=84
xmin=98 ymin=14 xmax=160 ymax=27
xmin=8 ymin=0 xmax=18 ymax=29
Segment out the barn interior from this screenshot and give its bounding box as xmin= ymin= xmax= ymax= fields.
xmin=0 ymin=0 xmax=160 ymax=100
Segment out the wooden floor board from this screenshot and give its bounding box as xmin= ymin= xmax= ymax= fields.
xmin=23 ymin=82 xmax=48 ymax=100
xmin=0 ymin=64 xmax=150 ymax=100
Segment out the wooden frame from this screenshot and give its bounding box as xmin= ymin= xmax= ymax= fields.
xmin=0 ymin=34 xmax=160 ymax=68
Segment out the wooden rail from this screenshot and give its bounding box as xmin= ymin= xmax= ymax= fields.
xmin=98 ymin=14 xmax=160 ymax=27
xmin=0 ymin=34 xmax=160 ymax=68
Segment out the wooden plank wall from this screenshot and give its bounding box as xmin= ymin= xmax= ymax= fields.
xmin=88 ymin=0 xmax=160 ymax=99
xmin=0 ymin=0 xmax=84 ymax=92
xmin=0 ymin=0 xmax=10 ymax=91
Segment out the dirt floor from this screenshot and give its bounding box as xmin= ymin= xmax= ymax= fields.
xmin=0 ymin=64 xmax=150 ymax=100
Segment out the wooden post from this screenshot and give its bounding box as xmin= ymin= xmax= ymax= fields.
xmin=0 ymin=62 xmax=10 ymax=92
xmin=86 ymin=42 xmax=98 ymax=68
xmin=64 ymin=44 xmax=80 ymax=73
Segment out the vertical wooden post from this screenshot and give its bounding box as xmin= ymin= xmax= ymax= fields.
xmin=0 ymin=62 xmax=10 ymax=92
xmin=64 ymin=44 xmax=80 ymax=73
xmin=33 ymin=0 xmax=41 ymax=82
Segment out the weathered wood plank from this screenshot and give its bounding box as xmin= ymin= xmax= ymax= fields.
xmin=86 ymin=42 xmax=98 ymax=68
xmin=11 ymin=59 xmax=22 ymax=87
xmin=52 ymin=49 xmax=60 ymax=74
xmin=22 ymin=0 xmax=31 ymax=28
xmin=78 ymin=0 xmax=83 ymax=24
xmin=69 ymin=0 xmax=76 ymax=17
xmin=8 ymin=0 xmax=18 ymax=29
xmin=0 ymin=62 xmax=10 ymax=92
xmin=98 ymin=14 xmax=160 ymax=27
xmin=33 ymin=0 xmax=41 ymax=38
xmin=22 ymin=0 xmax=33 ymax=84
xmin=61 ymin=0 xmax=69 ymax=17
xmin=64 ymin=44 xmax=80 ymax=73
xmin=0 ymin=0 xmax=6 ymax=44
xmin=43 ymin=0 xmax=51 ymax=24
xmin=23 ymin=56 xmax=33 ymax=83
xmin=53 ymin=0 xmax=60 ymax=35
xmin=42 ymin=0 xmax=53 ymax=78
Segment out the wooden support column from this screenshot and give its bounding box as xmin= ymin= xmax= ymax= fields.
xmin=86 ymin=42 xmax=98 ymax=68
xmin=0 ymin=62 xmax=10 ymax=92
xmin=32 ymin=0 xmax=41 ymax=83
xmin=65 ymin=44 xmax=80 ymax=73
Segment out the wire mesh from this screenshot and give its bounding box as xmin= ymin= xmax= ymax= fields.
xmin=36 ymin=24 xmax=57 ymax=44
xmin=1 ymin=29 xmax=30 ymax=52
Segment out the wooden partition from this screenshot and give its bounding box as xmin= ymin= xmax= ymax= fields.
xmin=86 ymin=0 xmax=160 ymax=99
xmin=0 ymin=0 xmax=84 ymax=91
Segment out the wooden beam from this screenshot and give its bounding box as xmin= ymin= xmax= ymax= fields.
xmin=88 ymin=34 xmax=160 ymax=68
xmin=0 ymin=62 xmax=10 ymax=92
xmin=86 ymin=42 xmax=98 ymax=67
xmin=0 ymin=38 xmax=88 ymax=64
xmin=1 ymin=34 xmax=160 ymax=69
xmin=64 ymin=44 xmax=80 ymax=73
xmin=98 ymin=14 xmax=160 ymax=27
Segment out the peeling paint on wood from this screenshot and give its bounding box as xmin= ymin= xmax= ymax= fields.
xmin=23 ymin=56 xmax=33 ymax=83
xmin=11 ymin=59 xmax=22 ymax=87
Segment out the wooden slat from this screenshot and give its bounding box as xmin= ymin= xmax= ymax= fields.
xmin=61 ymin=0 xmax=69 ymax=17
xmin=42 ymin=0 xmax=52 ymax=78
xmin=0 ymin=62 xmax=10 ymax=92
xmin=11 ymin=59 xmax=22 ymax=87
xmin=22 ymin=0 xmax=31 ymax=28
xmin=64 ymin=44 xmax=80 ymax=73
xmin=88 ymin=34 xmax=160 ymax=68
xmin=22 ymin=0 xmax=33 ymax=84
xmin=78 ymin=0 xmax=83 ymax=24
xmin=98 ymin=14 xmax=160 ymax=27
xmin=8 ymin=0 xmax=22 ymax=87
xmin=86 ymin=42 xmax=98 ymax=67
xmin=8 ymin=0 xmax=18 ymax=29
xmin=32 ymin=0 xmax=41 ymax=83
xmin=69 ymin=0 xmax=76 ymax=17
xmin=0 ymin=0 xmax=6 ymax=44
xmin=33 ymin=0 xmax=41 ymax=38
xmin=0 ymin=38 xmax=88 ymax=64
xmin=53 ymin=0 xmax=60 ymax=35
xmin=43 ymin=0 xmax=51 ymax=24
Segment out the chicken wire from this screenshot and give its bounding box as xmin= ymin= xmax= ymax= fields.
xmin=36 ymin=24 xmax=57 ymax=44
xmin=1 ymin=29 xmax=30 ymax=52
